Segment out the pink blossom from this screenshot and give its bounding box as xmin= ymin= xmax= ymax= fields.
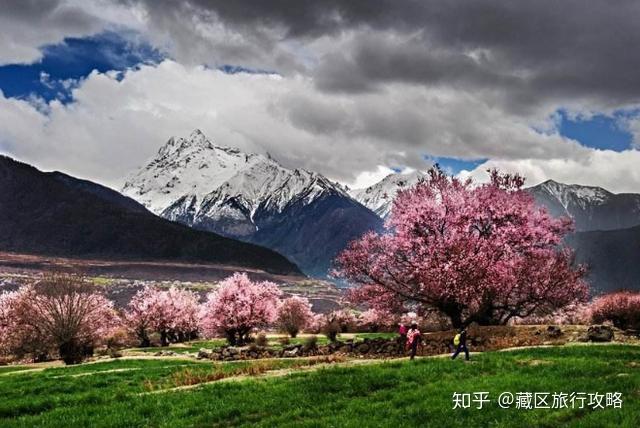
xmin=276 ymin=296 xmax=314 ymax=337
xmin=200 ymin=273 xmax=281 ymax=345
xmin=336 ymin=168 xmax=589 ymax=328
xmin=590 ymin=291 xmax=640 ymax=329
xmin=358 ymin=308 xmax=396 ymax=332
xmin=125 ymin=286 xmax=200 ymax=347
xmin=0 ymin=274 xmax=119 ymax=364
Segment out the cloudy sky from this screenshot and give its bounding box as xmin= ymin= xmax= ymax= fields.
xmin=2 ymin=0 xmax=640 ymax=191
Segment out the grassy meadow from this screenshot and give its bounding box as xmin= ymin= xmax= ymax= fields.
xmin=0 ymin=344 xmax=638 ymax=427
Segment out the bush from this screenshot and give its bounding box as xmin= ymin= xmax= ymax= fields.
xmin=278 ymin=336 xmax=290 ymax=346
xmin=322 ymin=319 xmax=340 ymax=342
xmin=303 ymin=335 xmax=318 ymax=350
xmin=591 ymin=292 xmax=640 ymax=330
xmin=255 ymin=332 xmax=269 ymax=347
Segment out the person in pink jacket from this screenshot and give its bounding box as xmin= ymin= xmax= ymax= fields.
xmin=406 ymin=322 xmax=421 ymax=360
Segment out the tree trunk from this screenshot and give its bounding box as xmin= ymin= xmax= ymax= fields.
xmin=441 ymin=304 xmax=464 ymax=329
xmin=160 ymin=331 xmax=168 ymax=347
xmin=225 ymin=329 xmax=237 ymax=346
xmin=59 ymin=340 xmax=84 ymax=365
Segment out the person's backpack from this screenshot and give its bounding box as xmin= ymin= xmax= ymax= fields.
xmin=453 ymin=333 xmax=461 ymax=346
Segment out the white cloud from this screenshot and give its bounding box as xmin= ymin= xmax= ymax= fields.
xmin=0 ymin=59 xmax=638 ymax=193
xmin=459 ymin=149 xmax=640 ymax=194
xmin=348 ymin=166 xmax=398 ymax=190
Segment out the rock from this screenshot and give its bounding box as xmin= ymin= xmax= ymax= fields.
xmin=355 ymin=343 xmax=370 ymax=354
xmin=587 ymin=325 xmax=614 ymax=342
xmin=197 ymin=349 xmax=212 ymax=359
xmin=283 ymin=348 xmax=299 ymax=357
xmin=227 ymin=347 xmax=240 ymax=355
xmin=546 ymin=326 xmax=562 ymax=338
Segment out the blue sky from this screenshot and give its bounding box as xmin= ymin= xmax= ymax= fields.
xmin=0 ymin=32 xmax=163 ymax=103
xmin=557 ymin=110 xmax=634 ymax=152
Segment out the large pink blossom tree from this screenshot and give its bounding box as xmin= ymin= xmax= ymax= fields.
xmin=0 ymin=273 xmax=119 ymax=364
xmin=125 ymin=286 xmax=200 ymax=347
xmin=200 ymin=273 xmax=281 ymax=345
xmin=276 ymin=296 xmax=314 ymax=337
xmin=336 ymin=168 xmax=589 ymax=328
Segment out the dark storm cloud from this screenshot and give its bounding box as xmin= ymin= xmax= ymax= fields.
xmin=124 ymin=0 xmax=640 ymax=111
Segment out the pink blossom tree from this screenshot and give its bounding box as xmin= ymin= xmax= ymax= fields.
xmin=336 ymin=168 xmax=589 ymax=328
xmin=200 ymin=273 xmax=281 ymax=345
xmin=125 ymin=286 xmax=200 ymax=347
xmin=319 ymin=309 xmax=357 ymax=341
xmin=0 ymin=291 xmax=22 ymax=357
xmin=513 ymin=302 xmax=592 ymax=325
xmin=276 ymin=296 xmax=314 ymax=337
xmin=590 ymin=291 xmax=640 ymax=329
xmin=0 ymin=273 xmax=119 ymax=364
xmin=358 ymin=309 xmax=396 ymax=332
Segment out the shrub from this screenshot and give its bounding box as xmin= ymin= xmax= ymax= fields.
xmin=255 ymin=332 xmax=269 ymax=347
xmin=591 ymin=292 xmax=640 ymax=330
xmin=321 ymin=317 xmax=341 ymax=342
xmin=278 ymin=336 xmax=290 ymax=346
xmin=303 ymin=335 xmax=318 ymax=350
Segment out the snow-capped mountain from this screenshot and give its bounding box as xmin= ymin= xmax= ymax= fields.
xmin=349 ymin=171 xmax=425 ymax=217
xmin=123 ymin=130 xmax=382 ymax=276
xmin=527 ymin=179 xmax=640 ymax=231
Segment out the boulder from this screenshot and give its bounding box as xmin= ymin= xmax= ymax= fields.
xmin=283 ymin=348 xmax=299 ymax=357
xmin=355 ymin=343 xmax=370 ymax=354
xmin=587 ymin=325 xmax=614 ymax=342
xmin=197 ymin=348 xmax=213 ymax=359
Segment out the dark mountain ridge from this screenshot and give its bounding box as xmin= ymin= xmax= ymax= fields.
xmin=0 ymin=155 xmax=300 ymax=275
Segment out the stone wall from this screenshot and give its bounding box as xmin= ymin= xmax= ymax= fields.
xmin=193 ymin=324 xmax=632 ymax=362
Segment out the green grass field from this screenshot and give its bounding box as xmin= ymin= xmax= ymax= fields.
xmin=0 ymin=345 xmax=638 ymax=427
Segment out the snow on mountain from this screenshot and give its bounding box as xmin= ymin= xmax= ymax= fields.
xmin=123 ymin=129 xmax=348 ymax=235
xmin=123 ymin=130 xmax=381 ymax=276
xmin=350 ymin=171 xmax=425 ymax=217
xmin=527 ymin=179 xmax=640 ymax=231
xmin=530 ymin=179 xmax=611 ymax=212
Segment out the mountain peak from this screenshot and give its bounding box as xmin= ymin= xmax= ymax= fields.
xmin=123 ymin=130 xmax=347 ymax=219
xmin=189 ymin=128 xmax=205 ymax=139
xmin=350 ymin=170 xmax=425 ymax=217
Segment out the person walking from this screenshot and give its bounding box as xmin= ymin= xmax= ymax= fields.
xmin=406 ymin=322 xmax=421 ymax=360
xmin=398 ymin=323 xmax=407 ymax=341
xmin=451 ymin=328 xmax=470 ymax=361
